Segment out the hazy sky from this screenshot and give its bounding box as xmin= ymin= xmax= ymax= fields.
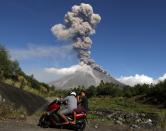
xmin=0 ymin=0 xmax=166 ymax=83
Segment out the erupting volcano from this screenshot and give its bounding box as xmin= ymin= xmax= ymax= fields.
xmin=50 ymin=3 xmax=124 ymax=89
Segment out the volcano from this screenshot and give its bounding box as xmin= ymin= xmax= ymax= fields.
xmin=49 ymin=64 xmax=124 ymax=90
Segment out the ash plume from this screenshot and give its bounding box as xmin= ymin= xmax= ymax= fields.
xmin=51 ymin=3 xmax=107 ymax=74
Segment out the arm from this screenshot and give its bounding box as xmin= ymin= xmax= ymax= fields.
xmin=77 ymin=96 xmax=83 ymax=105
xmin=61 ymin=96 xmax=68 ymax=103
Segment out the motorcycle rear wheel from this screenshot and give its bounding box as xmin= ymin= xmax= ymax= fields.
xmin=75 ymin=119 xmax=86 ymax=131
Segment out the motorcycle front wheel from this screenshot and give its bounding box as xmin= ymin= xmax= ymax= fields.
xmin=38 ymin=114 xmax=50 ymax=128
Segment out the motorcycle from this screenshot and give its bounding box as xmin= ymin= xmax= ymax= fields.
xmin=38 ymin=98 xmax=87 ymax=131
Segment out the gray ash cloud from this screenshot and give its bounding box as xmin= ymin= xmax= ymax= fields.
xmin=51 ymin=3 xmax=107 ymax=74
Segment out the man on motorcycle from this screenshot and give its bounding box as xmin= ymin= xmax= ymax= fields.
xmin=75 ymin=90 xmax=89 ymax=114
xmin=59 ymin=91 xmax=77 ymax=125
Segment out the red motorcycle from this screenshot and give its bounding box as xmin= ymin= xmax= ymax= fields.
xmin=38 ymin=98 xmax=87 ymax=131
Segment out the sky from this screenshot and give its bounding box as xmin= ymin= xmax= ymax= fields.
xmin=0 ymin=0 xmax=166 ymax=85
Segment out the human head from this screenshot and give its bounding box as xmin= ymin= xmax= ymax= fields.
xmin=70 ymin=91 xmax=76 ymax=97
xmin=80 ymin=91 xmax=86 ymax=96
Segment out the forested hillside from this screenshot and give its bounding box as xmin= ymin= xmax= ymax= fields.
xmin=0 ymin=44 xmax=55 ymax=96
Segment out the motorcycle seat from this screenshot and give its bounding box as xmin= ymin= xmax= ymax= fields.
xmin=76 ymin=113 xmax=86 ymax=119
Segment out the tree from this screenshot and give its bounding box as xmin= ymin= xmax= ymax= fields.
xmin=0 ymin=44 xmax=9 ymax=79
xmin=86 ymin=85 xmax=97 ymax=97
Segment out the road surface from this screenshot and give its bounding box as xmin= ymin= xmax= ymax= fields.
xmin=0 ymin=120 xmax=131 ymax=131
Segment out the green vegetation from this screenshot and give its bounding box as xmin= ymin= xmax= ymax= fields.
xmin=89 ymin=97 xmax=166 ymax=114
xmin=67 ymin=80 xmax=166 ymax=107
xmin=0 ymin=44 xmax=56 ymax=97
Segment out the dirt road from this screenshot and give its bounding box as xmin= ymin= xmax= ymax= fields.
xmin=1 ymin=118 xmax=164 ymax=131
xmin=0 ymin=120 xmax=133 ymax=131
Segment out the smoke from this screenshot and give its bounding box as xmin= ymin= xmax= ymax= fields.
xmin=45 ymin=62 xmax=95 ymax=76
xmin=51 ymin=3 xmax=106 ymax=74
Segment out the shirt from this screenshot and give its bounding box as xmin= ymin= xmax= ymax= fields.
xmin=80 ymin=96 xmax=88 ymax=111
xmin=63 ymin=95 xmax=77 ymax=111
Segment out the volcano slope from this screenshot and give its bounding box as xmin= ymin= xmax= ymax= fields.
xmin=50 ymin=64 xmax=124 ymax=90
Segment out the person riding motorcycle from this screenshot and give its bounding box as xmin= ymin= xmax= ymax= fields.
xmin=59 ymin=91 xmax=77 ymax=125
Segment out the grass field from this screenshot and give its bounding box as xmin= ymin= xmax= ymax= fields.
xmin=89 ymin=97 xmax=166 ymax=113
xmin=89 ymin=96 xmax=166 ymax=127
